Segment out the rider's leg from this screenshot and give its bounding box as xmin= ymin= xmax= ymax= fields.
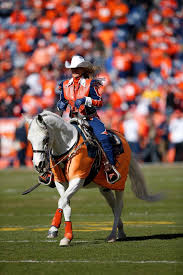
xmin=88 ymin=117 xmax=120 ymax=183
xmin=88 ymin=117 xmax=115 ymax=164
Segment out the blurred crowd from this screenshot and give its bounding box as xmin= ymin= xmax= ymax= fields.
xmin=0 ymin=0 xmax=183 ymax=164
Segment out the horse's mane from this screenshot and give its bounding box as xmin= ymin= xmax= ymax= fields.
xmin=38 ymin=110 xmax=75 ymax=134
xmin=37 ymin=110 xmax=66 ymax=130
xmin=40 ymin=110 xmax=62 ymax=120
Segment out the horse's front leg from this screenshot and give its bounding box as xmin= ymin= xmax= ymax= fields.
xmin=47 ymin=181 xmax=71 ymax=239
xmin=50 ymin=178 xmax=85 ymax=246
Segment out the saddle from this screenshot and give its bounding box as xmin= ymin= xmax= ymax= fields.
xmin=70 ymin=117 xmax=124 ymax=153
xmin=70 ymin=117 xmax=124 ymax=185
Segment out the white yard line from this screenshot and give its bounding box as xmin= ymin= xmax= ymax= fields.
xmin=0 ymin=260 xmax=182 ymax=264
xmin=0 ymin=240 xmax=101 ymax=244
xmin=0 ymin=240 xmax=95 ymax=244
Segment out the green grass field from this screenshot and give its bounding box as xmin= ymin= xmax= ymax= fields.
xmin=0 ymin=164 xmax=183 ymax=275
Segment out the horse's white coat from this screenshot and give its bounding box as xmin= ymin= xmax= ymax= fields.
xmin=27 ymin=111 xmax=162 ymax=245
xmin=55 ymin=182 xmax=71 ymax=222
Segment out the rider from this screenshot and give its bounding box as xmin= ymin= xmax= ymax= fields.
xmin=57 ymin=55 xmax=120 ymax=184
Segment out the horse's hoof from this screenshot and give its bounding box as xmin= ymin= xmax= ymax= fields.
xmin=47 ymin=230 xmax=58 ymax=239
xmin=117 ymin=237 xmax=126 ymax=241
xmin=117 ymin=234 xmax=127 ymax=241
xmin=117 ymin=233 xmax=127 ymax=242
xmin=60 ymin=237 xmax=71 ymax=247
xmin=106 ymin=237 xmax=116 ymax=243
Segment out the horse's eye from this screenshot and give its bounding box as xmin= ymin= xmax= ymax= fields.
xmin=43 ymin=137 xmax=49 ymax=144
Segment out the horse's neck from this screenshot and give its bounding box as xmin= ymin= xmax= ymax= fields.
xmin=45 ymin=114 xmax=78 ymax=156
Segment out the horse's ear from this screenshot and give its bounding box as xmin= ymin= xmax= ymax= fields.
xmin=37 ymin=114 xmax=47 ymax=129
xmin=37 ymin=114 xmax=43 ymax=123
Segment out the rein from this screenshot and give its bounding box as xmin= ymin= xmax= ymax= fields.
xmin=51 ymin=139 xmax=87 ymax=169
xmin=32 ymin=136 xmax=87 ymax=172
xmin=33 ymin=150 xmax=47 ymax=153
xmin=22 ymin=138 xmax=88 ymax=196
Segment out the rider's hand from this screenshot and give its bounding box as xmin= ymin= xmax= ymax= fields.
xmin=57 ymin=100 xmax=67 ymax=111
xmin=75 ymin=97 xmax=86 ymax=109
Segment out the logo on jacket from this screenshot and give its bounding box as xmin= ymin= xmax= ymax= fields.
xmin=101 ymin=130 xmax=108 ymax=135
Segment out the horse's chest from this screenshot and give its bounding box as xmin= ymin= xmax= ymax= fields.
xmin=51 ymin=136 xmax=94 ymax=183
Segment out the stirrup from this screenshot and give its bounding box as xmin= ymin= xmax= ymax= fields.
xmin=38 ymin=172 xmax=54 ymax=187
xmin=104 ymin=164 xmax=121 ymax=184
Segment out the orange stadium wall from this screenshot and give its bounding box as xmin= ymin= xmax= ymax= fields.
xmin=0 ymin=118 xmax=32 ymax=169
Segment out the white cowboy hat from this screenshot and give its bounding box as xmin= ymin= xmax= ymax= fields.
xmin=65 ymin=55 xmax=92 ymax=69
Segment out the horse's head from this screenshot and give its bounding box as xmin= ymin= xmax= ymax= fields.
xmin=27 ymin=114 xmax=51 ymax=174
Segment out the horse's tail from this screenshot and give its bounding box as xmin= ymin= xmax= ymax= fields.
xmin=129 ymin=155 xmax=163 ymax=202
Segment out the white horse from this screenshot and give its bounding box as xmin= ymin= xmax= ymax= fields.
xmin=26 ymin=110 xmax=162 ymax=246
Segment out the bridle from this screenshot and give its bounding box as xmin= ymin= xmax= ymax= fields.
xmin=33 ymin=149 xmax=48 ymax=153
xmin=31 ymin=116 xmax=76 ymax=174
xmin=32 ymin=132 xmax=50 ymax=152
xmin=32 ymin=134 xmax=51 ymax=174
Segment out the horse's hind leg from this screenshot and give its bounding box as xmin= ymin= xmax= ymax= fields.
xmin=107 ymin=190 xmax=124 ymax=242
xmin=99 ymin=188 xmax=126 ymax=241
xmin=115 ymin=191 xmax=126 ymax=241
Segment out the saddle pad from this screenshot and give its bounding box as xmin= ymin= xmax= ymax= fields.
xmin=93 ymin=131 xmax=131 ymax=191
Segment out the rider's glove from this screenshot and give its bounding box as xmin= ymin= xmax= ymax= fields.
xmin=57 ymin=100 xmax=67 ymax=111
xmin=75 ymin=97 xmax=86 ymax=109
